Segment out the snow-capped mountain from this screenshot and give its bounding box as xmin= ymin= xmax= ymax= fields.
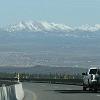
xmin=0 ymin=21 xmax=100 ymax=67
xmin=3 ymin=21 xmax=73 ymax=32
xmin=76 ymin=24 xmax=100 ymax=32
xmin=1 ymin=21 xmax=100 ymax=33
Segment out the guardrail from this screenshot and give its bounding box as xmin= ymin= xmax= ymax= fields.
xmin=0 ymin=82 xmax=24 ymax=100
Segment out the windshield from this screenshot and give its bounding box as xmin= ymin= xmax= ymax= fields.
xmin=97 ymin=69 xmax=100 ymax=75
xmin=89 ymin=69 xmax=97 ymax=74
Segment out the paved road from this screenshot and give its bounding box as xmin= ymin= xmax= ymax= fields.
xmin=23 ymin=82 xmax=100 ymax=100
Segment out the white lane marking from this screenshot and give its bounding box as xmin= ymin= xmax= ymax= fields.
xmin=97 ymin=95 xmax=100 ymax=97
xmin=40 ymin=85 xmax=46 ymax=87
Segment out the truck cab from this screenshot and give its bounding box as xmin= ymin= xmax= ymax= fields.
xmin=82 ymin=67 xmax=100 ymax=91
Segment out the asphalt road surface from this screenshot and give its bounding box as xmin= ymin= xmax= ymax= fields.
xmin=23 ymin=82 xmax=100 ymax=100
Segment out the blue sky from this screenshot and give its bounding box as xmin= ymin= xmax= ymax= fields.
xmin=0 ymin=0 xmax=100 ymax=26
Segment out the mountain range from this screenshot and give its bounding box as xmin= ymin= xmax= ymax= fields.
xmin=0 ymin=21 xmax=100 ymax=68
xmin=0 ymin=66 xmax=87 ymax=75
xmin=1 ymin=21 xmax=100 ymax=33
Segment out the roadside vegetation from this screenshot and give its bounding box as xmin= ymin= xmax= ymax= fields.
xmin=0 ymin=72 xmax=83 ymax=85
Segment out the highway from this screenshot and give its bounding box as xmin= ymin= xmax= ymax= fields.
xmin=23 ymin=82 xmax=100 ymax=100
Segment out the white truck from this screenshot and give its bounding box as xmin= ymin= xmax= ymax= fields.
xmin=82 ymin=67 xmax=100 ymax=91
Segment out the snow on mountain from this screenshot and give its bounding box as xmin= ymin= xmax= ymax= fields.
xmin=77 ymin=24 xmax=100 ymax=32
xmin=1 ymin=21 xmax=100 ymax=33
xmin=4 ymin=21 xmax=73 ymax=32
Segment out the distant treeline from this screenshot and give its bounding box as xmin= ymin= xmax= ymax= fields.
xmin=0 ymin=72 xmax=83 ymax=85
